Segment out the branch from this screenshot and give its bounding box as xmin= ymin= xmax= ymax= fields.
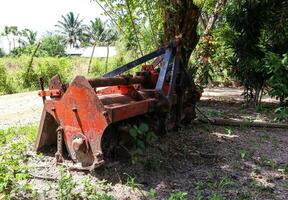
xmin=203 ymin=0 xmax=227 ymax=35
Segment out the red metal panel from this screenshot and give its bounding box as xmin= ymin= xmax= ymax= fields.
xmin=105 ymin=99 xmax=156 ymax=122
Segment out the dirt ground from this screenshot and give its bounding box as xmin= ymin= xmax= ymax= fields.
xmin=2 ymin=88 xmax=288 ymax=199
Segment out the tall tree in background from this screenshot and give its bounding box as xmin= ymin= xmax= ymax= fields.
xmin=56 ymin=12 xmax=85 ymax=48
xmin=227 ymin=0 xmax=288 ymax=104
xmin=95 ymin=0 xmax=202 ymax=71
xmin=21 ymin=29 xmax=37 ymax=45
xmin=82 ymin=18 xmax=117 ymax=73
xmin=1 ymin=26 xmax=18 ymax=52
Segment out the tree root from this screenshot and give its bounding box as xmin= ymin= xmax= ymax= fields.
xmin=198 ymin=118 xmax=288 ymax=129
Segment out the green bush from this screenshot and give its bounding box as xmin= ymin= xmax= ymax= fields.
xmin=0 ymin=57 xmax=73 ymax=94
xmin=35 ymin=57 xmax=73 ymax=87
xmin=0 ymin=64 xmax=16 ymax=94
xmin=265 ymin=53 xmax=288 ymax=105
xmin=0 ymin=48 xmax=5 ymax=57
xmin=40 ymin=34 xmax=66 ymax=57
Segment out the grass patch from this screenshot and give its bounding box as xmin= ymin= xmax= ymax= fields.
xmin=0 ymin=124 xmax=37 ymax=198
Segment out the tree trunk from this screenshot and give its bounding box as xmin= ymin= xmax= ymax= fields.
xmin=105 ymin=45 xmax=109 ymax=73
xmin=88 ymin=43 xmax=97 ymax=73
xmin=203 ymin=0 xmax=227 ymax=36
xmin=163 ymin=0 xmax=200 ymax=70
xmin=6 ymin=37 xmax=11 ymax=53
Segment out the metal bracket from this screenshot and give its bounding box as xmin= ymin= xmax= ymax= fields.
xmin=55 ymin=126 xmax=64 ymax=163
xmin=103 ymin=48 xmax=166 ymax=78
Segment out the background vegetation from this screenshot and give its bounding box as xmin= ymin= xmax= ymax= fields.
xmin=0 ymin=0 xmax=287 ymax=108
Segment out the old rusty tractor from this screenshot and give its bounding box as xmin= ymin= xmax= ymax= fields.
xmin=35 ymin=41 xmax=201 ymax=170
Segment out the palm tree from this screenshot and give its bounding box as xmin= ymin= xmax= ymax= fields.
xmin=83 ymin=18 xmax=118 ymax=73
xmin=56 ymin=12 xmax=84 ymax=48
xmin=1 ymin=26 xmax=18 ymax=52
xmin=85 ymin=18 xmax=106 ymax=72
xmin=21 ymin=29 xmax=37 ymax=45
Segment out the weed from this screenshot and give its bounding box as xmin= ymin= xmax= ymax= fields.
xmin=224 ymin=127 xmax=233 ymax=135
xmin=260 ymin=134 xmax=270 ymax=141
xmin=207 ymin=110 xmax=224 ymax=117
xmin=251 ymin=180 xmax=274 ymax=193
xmin=125 ymin=174 xmax=149 ymax=199
xmin=194 ymin=191 xmax=203 ymax=200
xmin=283 ymin=165 xmax=288 ymax=176
xmin=56 ymin=167 xmax=76 ymax=200
xmin=239 ymin=149 xmax=248 ymax=160
xmin=129 ymin=123 xmax=157 ymax=162
xmin=252 ymin=166 xmax=261 ymax=175
xmin=209 ymin=193 xmax=225 ymax=200
xmin=0 ymin=125 xmax=37 ymax=197
xmin=259 ymin=156 xmax=278 ymax=170
xmin=238 ymin=189 xmax=252 ymax=200
xmin=274 ymin=107 xmax=288 ymax=122
xmin=168 ymin=191 xmax=188 ymax=200
xmin=148 ymin=188 xmax=157 ymax=199
xmin=271 ymin=139 xmax=279 ymax=147
xmin=207 ymin=174 xmax=235 ymax=190
xmin=125 ymin=175 xmax=143 ymax=191
xmin=81 ymin=177 xmax=113 ymax=200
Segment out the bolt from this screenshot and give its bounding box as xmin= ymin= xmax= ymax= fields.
xmin=72 ymin=107 xmax=77 ymax=112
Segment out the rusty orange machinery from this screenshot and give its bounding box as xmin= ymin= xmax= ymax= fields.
xmin=35 ymin=42 xmax=201 ymax=170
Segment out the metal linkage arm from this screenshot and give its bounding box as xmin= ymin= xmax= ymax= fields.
xmin=103 ymin=48 xmax=166 ymax=78
xmin=155 ymin=48 xmax=173 ymax=91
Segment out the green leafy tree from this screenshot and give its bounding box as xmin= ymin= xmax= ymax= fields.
xmin=40 ymin=34 xmax=66 ymax=57
xmin=226 ymin=0 xmax=288 ymax=104
xmin=56 ymin=12 xmax=85 ymax=48
xmin=21 ymin=29 xmax=37 ymax=45
xmin=1 ymin=26 xmax=18 ymax=52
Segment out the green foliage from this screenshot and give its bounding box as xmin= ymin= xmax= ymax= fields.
xmin=226 ymin=0 xmax=288 ymax=104
xmin=125 ymin=175 xmax=143 ymax=191
xmin=129 ymin=123 xmax=157 ymax=161
xmin=9 ymin=34 xmax=65 ymax=57
xmin=81 ymin=177 xmax=113 ymax=200
xmin=56 ymin=167 xmax=76 ymax=200
xmin=0 ymin=57 xmax=73 ymax=92
xmin=21 ymin=28 xmax=37 ymax=45
xmin=0 ymin=49 xmax=5 ymax=57
xmin=168 ymin=191 xmax=188 ymax=200
xmin=209 ymin=193 xmax=225 ymax=200
xmin=0 ymin=64 xmax=16 ymax=94
xmin=40 ymin=34 xmax=66 ymax=57
xmin=274 ymin=107 xmax=288 ymax=122
xmin=96 ymin=0 xmax=163 ymax=53
xmin=265 ymin=53 xmax=288 ymax=104
xmin=34 ymin=57 xmax=72 ymax=86
xmin=0 ymin=64 xmax=8 ymax=94
xmin=0 ymin=125 xmax=37 ymax=196
xmin=239 ymin=149 xmax=248 ymax=160
xmin=56 ymin=12 xmax=85 ymax=48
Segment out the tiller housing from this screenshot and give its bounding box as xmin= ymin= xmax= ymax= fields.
xmin=35 ymin=41 xmax=201 ymax=170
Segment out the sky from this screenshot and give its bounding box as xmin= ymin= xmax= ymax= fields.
xmin=0 ymin=0 xmax=104 ymax=34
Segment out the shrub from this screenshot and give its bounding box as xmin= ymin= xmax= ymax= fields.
xmin=40 ymin=34 xmax=66 ymax=57
xmin=0 ymin=64 xmax=16 ymax=94
xmin=265 ymin=53 xmax=288 ymax=105
xmin=0 ymin=48 xmax=5 ymax=57
xmin=35 ymin=57 xmax=73 ymax=87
